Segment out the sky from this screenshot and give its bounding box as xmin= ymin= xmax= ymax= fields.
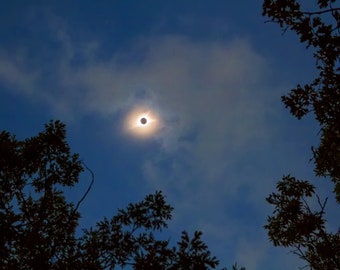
xmin=0 ymin=1 xmax=339 ymax=269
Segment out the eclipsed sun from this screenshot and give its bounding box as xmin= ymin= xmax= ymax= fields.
xmin=124 ymin=107 xmax=160 ymax=138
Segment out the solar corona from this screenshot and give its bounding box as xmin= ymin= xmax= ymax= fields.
xmin=124 ymin=107 xmax=159 ymax=138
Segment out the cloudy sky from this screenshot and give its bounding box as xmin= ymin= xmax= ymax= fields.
xmin=1 ymin=1 xmax=339 ymax=269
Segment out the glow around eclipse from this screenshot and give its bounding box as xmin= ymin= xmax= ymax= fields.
xmin=124 ymin=107 xmax=160 ymax=138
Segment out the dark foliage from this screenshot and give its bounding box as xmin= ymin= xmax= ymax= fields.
xmin=0 ymin=120 xmax=243 ymax=269
xmin=263 ymin=0 xmax=340 ymax=200
xmin=265 ymin=176 xmax=340 ymax=269
xmin=0 ymin=120 xmax=83 ymax=269
xmin=263 ymin=1 xmax=340 ymax=269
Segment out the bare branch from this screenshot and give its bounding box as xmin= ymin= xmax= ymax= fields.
xmin=74 ymin=161 xmax=95 ymax=212
xmin=302 ymin=8 xmax=340 ymax=16
xmin=316 ymin=194 xmax=328 ymax=214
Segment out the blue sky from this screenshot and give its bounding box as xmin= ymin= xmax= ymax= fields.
xmin=1 ymin=1 xmax=339 ymax=269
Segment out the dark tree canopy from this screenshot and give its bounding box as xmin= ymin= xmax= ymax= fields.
xmin=264 ymin=176 xmax=340 ymax=269
xmin=0 ymin=120 xmax=83 ymax=269
xmin=0 ymin=120 xmax=243 ymax=270
xmin=263 ymin=0 xmax=340 ymax=200
xmin=263 ymin=1 xmax=340 ymax=269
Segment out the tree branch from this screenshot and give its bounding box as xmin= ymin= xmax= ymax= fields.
xmin=302 ymin=8 xmax=340 ymax=16
xmin=74 ymin=162 xmax=94 ymax=212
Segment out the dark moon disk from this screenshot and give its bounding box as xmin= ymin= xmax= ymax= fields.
xmin=140 ymin=117 xmax=147 ymax=125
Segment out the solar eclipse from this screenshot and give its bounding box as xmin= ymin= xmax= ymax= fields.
xmin=124 ymin=106 xmax=160 ymax=138
xmin=140 ymin=117 xmax=147 ymax=125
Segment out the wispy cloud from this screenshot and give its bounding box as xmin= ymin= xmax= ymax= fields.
xmin=0 ymin=22 xmax=296 ymax=268
xmin=0 ymin=51 xmax=40 ymax=94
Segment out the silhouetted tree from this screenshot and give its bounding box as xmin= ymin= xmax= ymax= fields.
xmin=0 ymin=120 xmax=83 ymax=269
xmin=262 ymin=1 xmax=340 ymax=269
xmin=263 ymin=0 xmax=340 ymax=200
xmin=0 ymin=120 xmax=244 ymax=269
xmin=265 ymin=176 xmax=340 ymax=269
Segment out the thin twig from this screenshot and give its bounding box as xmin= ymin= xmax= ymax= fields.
xmin=302 ymin=8 xmax=340 ymax=16
xmin=74 ymin=161 xmax=94 ymax=212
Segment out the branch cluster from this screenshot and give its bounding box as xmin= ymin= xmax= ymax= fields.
xmin=0 ymin=121 xmax=228 ymax=269
xmin=265 ymin=176 xmax=340 ymax=270
xmin=263 ymin=0 xmax=340 ymax=201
